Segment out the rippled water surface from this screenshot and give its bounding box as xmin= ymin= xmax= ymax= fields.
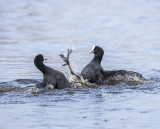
xmin=0 ymin=0 xmax=160 ymax=129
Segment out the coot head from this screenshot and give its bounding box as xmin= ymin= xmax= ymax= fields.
xmin=89 ymin=46 xmax=104 ymax=55
xmin=34 ymin=54 xmax=48 ymax=70
xmin=89 ymin=46 xmax=104 ymax=59
xmin=34 ymin=54 xmax=47 ymax=63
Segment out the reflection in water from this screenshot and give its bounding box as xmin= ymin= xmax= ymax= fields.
xmin=0 ymin=0 xmax=160 ymax=129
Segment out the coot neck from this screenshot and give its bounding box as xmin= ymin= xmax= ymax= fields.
xmin=92 ymin=52 xmax=104 ymax=64
xmin=35 ymin=61 xmax=47 ymax=74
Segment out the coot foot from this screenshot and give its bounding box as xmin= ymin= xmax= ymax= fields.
xmin=59 ymin=49 xmax=80 ymax=79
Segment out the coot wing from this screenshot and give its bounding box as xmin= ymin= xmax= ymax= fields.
xmin=102 ymin=70 xmax=148 ymax=85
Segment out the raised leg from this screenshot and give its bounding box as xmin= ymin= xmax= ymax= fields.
xmin=59 ymin=49 xmax=80 ymax=79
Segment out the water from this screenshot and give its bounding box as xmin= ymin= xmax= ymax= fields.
xmin=0 ymin=0 xmax=160 ymax=128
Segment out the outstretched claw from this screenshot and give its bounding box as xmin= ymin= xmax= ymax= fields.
xmin=59 ymin=49 xmax=72 ymax=66
xmin=59 ymin=54 xmax=68 ymax=66
xmin=59 ymin=49 xmax=80 ymax=79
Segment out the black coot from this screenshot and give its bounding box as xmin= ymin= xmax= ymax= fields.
xmin=34 ymin=54 xmax=70 ymax=89
xmin=81 ymin=46 xmax=104 ymax=84
xmin=81 ymin=46 xmax=147 ymax=85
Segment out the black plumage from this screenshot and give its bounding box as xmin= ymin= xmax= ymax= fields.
xmin=81 ymin=46 xmax=104 ymax=84
xmin=81 ymin=46 xmax=147 ymax=85
xmin=34 ymin=54 xmax=70 ymax=89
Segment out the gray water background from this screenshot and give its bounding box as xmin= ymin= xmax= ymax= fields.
xmin=0 ymin=0 xmax=160 ymax=129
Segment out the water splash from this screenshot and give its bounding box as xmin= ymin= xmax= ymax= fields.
xmin=69 ymin=75 xmax=98 ymax=88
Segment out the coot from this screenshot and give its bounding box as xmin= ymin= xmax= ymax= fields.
xmin=81 ymin=46 xmax=147 ymax=85
xmin=34 ymin=54 xmax=70 ymax=89
xmin=81 ymin=46 xmax=104 ymax=84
